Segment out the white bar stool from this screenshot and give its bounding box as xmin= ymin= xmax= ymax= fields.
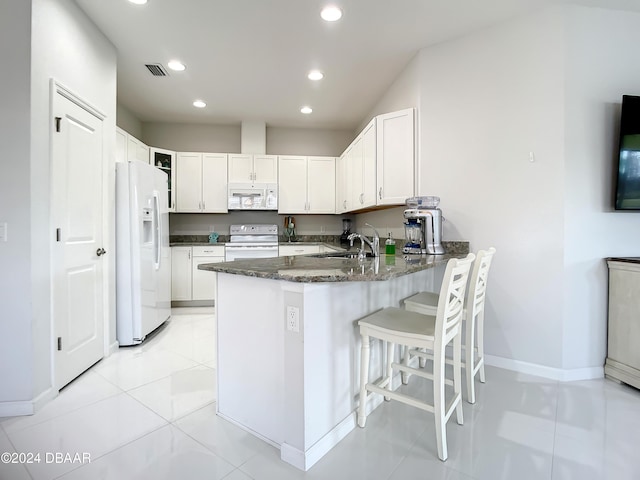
xmin=404 ymin=247 xmax=496 ymax=404
xmin=356 ymin=253 xmax=475 ymax=461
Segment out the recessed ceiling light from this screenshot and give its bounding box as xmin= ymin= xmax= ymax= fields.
xmin=128 ymin=0 xmax=148 ymax=5
xmin=321 ymin=5 xmax=342 ymax=22
xmin=167 ymin=60 xmax=186 ymax=71
xmin=308 ymin=70 xmax=324 ymax=81
xmin=193 ymin=100 xmax=206 ymax=108
xmin=300 ymin=106 xmax=313 ymax=114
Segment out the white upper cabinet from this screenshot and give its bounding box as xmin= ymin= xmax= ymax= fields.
xmin=228 ymin=154 xmax=277 ymax=184
xmin=376 ymin=108 xmax=415 ymax=205
xmin=307 ymin=156 xmax=336 ymax=214
xmin=116 ymin=127 xmax=150 ymax=164
xmin=278 ymin=155 xmax=335 ymax=214
xmin=150 ymin=147 xmax=176 ymax=212
xmin=176 ymin=152 xmax=228 ymax=213
xmin=336 ymin=149 xmax=351 ymax=214
xmin=350 ymin=119 xmax=376 ymax=211
xmin=278 ymin=155 xmax=307 ymax=212
xmin=336 ymin=108 xmax=415 ymax=212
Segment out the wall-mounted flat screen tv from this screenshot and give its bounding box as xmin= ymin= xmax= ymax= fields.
xmin=616 ymin=94 xmax=640 ymax=210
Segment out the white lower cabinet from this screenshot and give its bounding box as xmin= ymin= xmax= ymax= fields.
xmin=192 ymin=246 xmax=225 ymax=301
xmin=171 ymin=245 xmax=225 ymax=302
xmin=171 ymin=246 xmax=192 ymax=301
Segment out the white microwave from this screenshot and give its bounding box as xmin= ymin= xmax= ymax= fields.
xmin=228 ymin=183 xmax=278 ymax=210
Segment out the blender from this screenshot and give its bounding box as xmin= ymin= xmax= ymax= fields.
xmin=340 ymin=219 xmax=352 ymax=247
xmin=403 ymin=218 xmax=423 ymax=254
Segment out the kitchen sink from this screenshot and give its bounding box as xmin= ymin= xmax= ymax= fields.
xmin=309 ymin=251 xmax=374 ymax=259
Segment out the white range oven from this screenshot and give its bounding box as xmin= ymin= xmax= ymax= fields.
xmin=225 ymin=224 xmax=279 ymax=261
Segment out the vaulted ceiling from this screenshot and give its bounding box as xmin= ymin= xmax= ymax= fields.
xmin=75 ymin=0 xmax=640 ymax=129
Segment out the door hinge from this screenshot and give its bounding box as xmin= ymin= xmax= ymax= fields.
xmin=57 ymin=337 xmax=62 ymax=351
xmin=56 ymin=228 xmax=61 ymax=242
xmin=55 ymin=116 xmax=62 ymax=133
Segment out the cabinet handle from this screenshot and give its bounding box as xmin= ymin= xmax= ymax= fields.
xmin=202 ymin=201 xmax=205 ymax=210
xmin=360 ymin=193 xmax=364 ymax=204
xmin=188 ymin=250 xmax=191 ymax=260
xmin=343 ymin=200 xmax=347 ymax=209
xmin=379 ymin=187 xmax=383 ymax=199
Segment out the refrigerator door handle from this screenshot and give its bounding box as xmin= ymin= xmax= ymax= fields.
xmin=153 ymin=191 xmax=161 ymax=271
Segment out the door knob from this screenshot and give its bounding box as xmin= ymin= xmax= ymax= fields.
xmin=96 ymin=248 xmax=106 ymax=256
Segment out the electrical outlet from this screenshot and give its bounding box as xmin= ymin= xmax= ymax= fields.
xmin=286 ymin=306 xmax=300 ymax=332
xmin=320 ymin=225 xmax=326 ymax=233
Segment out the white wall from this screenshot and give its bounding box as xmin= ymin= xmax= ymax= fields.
xmin=116 ymin=103 xmax=142 ymax=138
xmin=3 ymin=0 xmax=117 ymax=409
xmin=357 ymin=54 xmax=422 ymax=133
xmin=562 ymin=7 xmax=640 ymax=369
xmin=419 ymin=8 xmax=567 ymax=370
xmin=142 ymin=122 xmax=354 ymax=158
xmin=266 ymin=127 xmax=353 ymax=156
xmin=361 ymin=5 xmax=640 ymax=376
xmin=142 ymin=122 xmax=241 ymax=152
xmin=0 ymin=0 xmax=33 ymax=404
xmin=170 ymin=213 xmax=346 ymax=236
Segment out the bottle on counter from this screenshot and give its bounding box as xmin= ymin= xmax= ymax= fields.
xmin=385 ymin=234 xmax=396 ymax=255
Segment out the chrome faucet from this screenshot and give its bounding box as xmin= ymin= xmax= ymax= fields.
xmin=347 ymin=223 xmax=380 ymax=258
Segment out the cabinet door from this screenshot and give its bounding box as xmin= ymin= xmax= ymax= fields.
xmin=228 ymin=154 xmax=253 ymax=183
xmin=176 ymin=152 xmax=203 ymax=212
xmin=192 ymin=256 xmax=223 ymax=301
xmin=335 ymin=152 xmax=350 ymax=213
xmin=202 ymin=153 xmax=228 ymax=213
xmin=376 ymin=108 xmax=415 ymax=205
xmin=254 ymin=155 xmax=278 ymax=183
xmin=116 ymin=127 xmax=127 ymax=163
xmin=126 ymin=135 xmax=150 ymax=164
xmin=151 ymin=147 xmax=176 ymax=212
xmin=171 ymin=247 xmax=192 ymax=301
xmin=361 ymin=119 xmax=377 ymax=208
xmin=278 ymin=155 xmax=307 ymax=213
xmin=350 ymin=136 xmax=364 ymax=209
xmin=307 ymin=156 xmax=336 ymax=213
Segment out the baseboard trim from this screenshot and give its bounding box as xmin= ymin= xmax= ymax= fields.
xmin=281 ymin=413 xmax=356 ymax=471
xmin=484 ymin=354 xmax=604 ymax=381
xmin=108 ymin=341 xmax=119 ymax=356
xmin=0 ymin=387 xmax=57 ymax=418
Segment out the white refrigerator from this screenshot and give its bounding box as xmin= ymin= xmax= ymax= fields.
xmin=116 ymin=160 xmax=171 ymax=346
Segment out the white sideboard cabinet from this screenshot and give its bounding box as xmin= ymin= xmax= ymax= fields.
xmin=605 ymin=258 xmax=640 ymax=389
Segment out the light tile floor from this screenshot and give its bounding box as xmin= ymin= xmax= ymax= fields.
xmin=2 ymin=308 xmax=640 ymax=479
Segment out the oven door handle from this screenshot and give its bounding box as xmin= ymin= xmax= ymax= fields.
xmin=226 ymin=246 xmax=278 ymax=250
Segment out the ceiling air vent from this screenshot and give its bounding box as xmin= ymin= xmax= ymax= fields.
xmin=145 ymin=63 xmax=168 ymax=77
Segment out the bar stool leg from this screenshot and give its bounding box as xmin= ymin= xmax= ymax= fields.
xmin=385 ymin=342 xmax=394 ymax=401
xmin=453 ymin=332 xmax=464 ymax=425
xmin=434 ymin=346 xmax=447 ymax=461
xmin=357 ymin=333 xmax=370 ymax=428
xmin=466 ymin=311 xmax=476 ymax=404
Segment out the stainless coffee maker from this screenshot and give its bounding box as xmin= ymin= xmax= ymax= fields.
xmin=403 ymin=196 xmax=445 ymax=255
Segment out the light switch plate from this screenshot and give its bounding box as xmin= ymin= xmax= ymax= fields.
xmin=0 ymin=222 xmax=6 ymax=242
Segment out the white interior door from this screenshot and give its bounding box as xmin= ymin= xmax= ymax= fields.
xmin=52 ymin=88 xmax=105 ymax=390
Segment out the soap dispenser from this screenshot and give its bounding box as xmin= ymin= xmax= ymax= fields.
xmin=385 ymin=233 xmax=396 ymax=255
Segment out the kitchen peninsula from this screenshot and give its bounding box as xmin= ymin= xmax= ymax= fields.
xmin=199 ymin=247 xmax=467 ymax=471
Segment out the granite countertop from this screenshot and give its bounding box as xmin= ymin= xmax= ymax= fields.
xmin=198 ymin=251 xmax=467 ymax=283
